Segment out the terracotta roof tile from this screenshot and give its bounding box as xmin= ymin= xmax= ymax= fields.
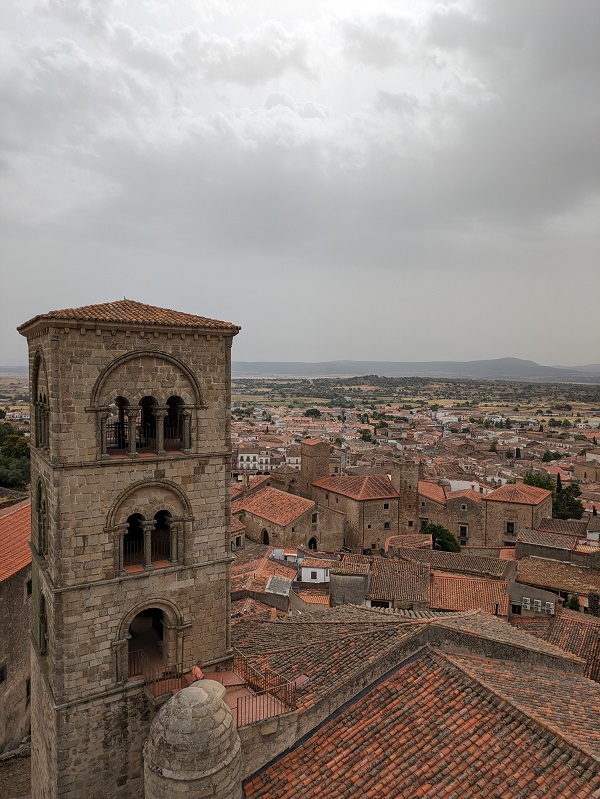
xmin=0 ymin=500 xmax=31 ymax=581
xmin=295 ymin=587 xmax=330 ymax=605
xmin=312 ymin=474 xmax=399 ymax=501
xmin=18 ymin=299 xmax=240 ymax=333
xmin=232 ymin=487 xmax=314 ymax=526
xmin=446 ymin=487 xmax=484 ymax=504
xmin=395 ymin=549 xmax=511 ymax=579
xmin=512 ymin=608 xmax=600 ymax=682
xmin=517 ymin=528 xmax=577 ymax=550
xmin=430 ymin=574 xmax=509 ymax=615
xmin=330 ymin=554 xmax=371 ymax=575
xmin=243 ymin=648 xmax=600 ymax=799
xmin=418 ymin=480 xmax=447 ymax=504
xmin=485 ymin=483 xmax=552 ymax=505
xmin=517 ymin=556 xmax=600 ymax=597
xmin=367 ymin=558 xmax=430 ymax=603
xmin=385 ymin=533 xmax=432 ymax=552
xmin=538 ymin=517 xmax=590 ymax=535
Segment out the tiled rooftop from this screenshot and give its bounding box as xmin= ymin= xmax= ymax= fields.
xmin=517 ymin=556 xmax=600 ymax=596
xmin=512 ymin=608 xmax=600 ymax=682
xmin=329 ymin=554 xmax=371 ymax=575
xmin=517 ymin=528 xmax=577 ymax=550
xmin=394 ymin=548 xmax=511 ymax=579
xmin=484 ymin=483 xmax=552 ymax=505
xmin=244 ymin=648 xmax=600 ymax=798
xmin=312 ymin=474 xmax=399 ymax=501
xmin=232 ymin=487 xmax=314 ymax=526
xmin=18 ymin=299 xmax=240 ymax=332
xmin=0 ymin=500 xmax=31 ymax=581
xmin=385 ymin=533 xmax=432 ymax=551
xmin=367 ymin=557 xmax=430 ymax=603
xmin=430 ymin=573 xmax=509 ymax=615
xmin=538 ymin=517 xmax=590 ymax=535
xmin=418 ymin=480 xmax=447 ymax=504
xmin=446 ymin=487 xmax=484 ymax=504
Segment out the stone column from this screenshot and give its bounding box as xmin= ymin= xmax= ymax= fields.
xmin=125 ymin=408 xmax=139 ymax=457
xmin=182 ymin=409 xmax=192 ymax=452
xmin=182 ymin=518 xmax=193 ymax=565
xmin=99 ymin=410 xmax=110 ymax=459
xmin=143 ymin=520 xmax=155 ymax=569
xmin=113 ymin=637 xmax=129 ymax=683
xmin=153 ymin=406 xmax=168 ymax=456
xmin=111 ymin=525 xmax=127 ymax=575
xmin=170 ymin=521 xmax=180 ymax=565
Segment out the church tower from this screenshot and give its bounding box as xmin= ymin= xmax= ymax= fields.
xmin=18 ymin=300 xmax=240 ymax=799
xmin=390 ymin=457 xmax=421 ymax=534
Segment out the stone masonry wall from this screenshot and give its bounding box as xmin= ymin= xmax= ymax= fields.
xmin=0 ymin=565 xmax=32 ymax=753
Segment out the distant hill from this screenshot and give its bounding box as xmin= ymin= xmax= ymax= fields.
xmin=233 ymin=357 xmax=600 ymax=382
xmin=0 ymin=366 xmax=28 ymax=374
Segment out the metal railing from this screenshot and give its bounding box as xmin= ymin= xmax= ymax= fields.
xmin=128 ymin=649 xmax=185 ymax=698
xmin=233 ymin=649 xmax=296 ymax=726
xmin=106 ymin=419 xmax=128 ymax=451
xmin=164 ymin=424 xmax=183 ymax=451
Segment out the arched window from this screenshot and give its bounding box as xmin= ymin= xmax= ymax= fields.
xmin=106 ymin=396 xmax=129 ymax=454
xmin=308 ymin=537 xmax=317 ymax=550
xmin=137 ymin=397 xmax=157 ymax=453
xmin=128 ymin=608 xmax=164 ymax=678
xmin=165 ymin=396 xmax=185 ymax=451
xmin=152 ymin=510 xmax=172 ymax=564
xmin=39 ymin=593 xmax=48 ymax=656
xmin=124 ymin=514 xmax=144 ymax=569
xmin=32 ymin=353 xmax=49 ymax=449
xmin=262 ymin=529 xmax=270 ymax=545
xmin=36 ymin=480 xmax=48 ymax=556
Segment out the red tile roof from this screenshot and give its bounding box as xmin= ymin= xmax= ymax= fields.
xmin=430 ymin=573 xmax=509 ymax=615
xmin=367 ymin=557 xmax=430 ymax=603
xmin=485 ymin=483 xmax=552 ymax=505
xmin=0 ymin=500 xmax=31 ymax=581
xmin=232 ymin=487 xmax=314 ymax=526
xmin=418 ymin=480 xmax=447 ymax=504
xmin=446 ymin=487 xmax=484 ymax=504
xmin=385 ymin=533 xmax=432 ymax=552
xmin=18 ymin=299 xmax=240 ymax=333
xmin=330 ymin=554 xmax=371 ymax=575
xmin=231 ymin=546 xmax=297 ymax=595
xmin=295 ymin=587 xmax=330 ymax=605
xmin=517 ymin=556 xmax=600 ymax=597
xmin=312 ymin=474 xmax=399 ymax=501
xmin=230 ymin=475 xmax=270 ymax=500
xmin=230 ymin=515 xmax=246 ymax=534
xmin=243 ymin=647 xmax=600 ymax=798
xmin=301 ymin=557 xmax=335 ymax=570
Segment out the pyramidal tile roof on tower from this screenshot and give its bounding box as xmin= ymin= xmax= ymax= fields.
xmin=18 ymin=299 xmax=240 ymax=333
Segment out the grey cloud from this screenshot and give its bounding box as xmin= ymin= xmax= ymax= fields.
xmin=340 ymin=14 xmax=417 ymax=69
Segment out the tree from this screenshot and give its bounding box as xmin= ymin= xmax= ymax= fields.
xmin=359 ymin=429 xmax=372 ymax=442
xmin=523 ymin=472 xmax=554 ymax=491
xmin=553 ymin=484 xmax=584 ymax=520
xmin=489 ymin=440 xmax=498 ymax=453
xmin=304 ymin=408 xmax=322 ymax=418
xmin=542 ymin=450 xmax=561 ymax=462
xmin=565 ymin=594 xmax=580 ymax=612
xmin=556 ymin=473 xmax=562 ymax=493
xmin=1 ymin=434 xmax=30 ymax=460
xmin=425 ymin=523 xmax=461 ymax=553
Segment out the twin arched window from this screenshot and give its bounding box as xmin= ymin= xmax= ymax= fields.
xmin=104 ymin=395 xmax=191 ymax=457
xmin=122 ymin=510 xmax=175 ymax=571
xmin=36 ymin=480 xmax=48 ymax=557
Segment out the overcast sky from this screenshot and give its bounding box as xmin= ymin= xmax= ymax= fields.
xmin=1 ymin=0 xmax=598 ymax=367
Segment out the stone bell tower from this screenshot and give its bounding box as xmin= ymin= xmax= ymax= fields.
xmin=18 ymin=300 xmax=240 ymax=799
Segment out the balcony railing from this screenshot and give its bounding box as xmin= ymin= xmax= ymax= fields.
xmin=128 ymin=649 xmax=185 ymax=698
xmin=233 ymin=649 xmax=296 ymax=726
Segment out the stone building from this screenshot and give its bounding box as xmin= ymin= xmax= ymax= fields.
xmin=231 ymin=486 xmax=317 ymax=549
xmin=18 ymin=300 xmax=239 ymax=799
xmin=0 ymin=500 xmax=32 ymax=754
xmin=417 ymin=480 xmax=553 ymax=548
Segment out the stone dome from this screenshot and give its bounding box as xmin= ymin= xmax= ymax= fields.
xmin=144 ymin=680 xmax=241 ymax=799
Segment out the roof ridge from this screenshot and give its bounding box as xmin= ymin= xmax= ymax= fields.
xmin=430 ymin=649 xmax=600 ymax=768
